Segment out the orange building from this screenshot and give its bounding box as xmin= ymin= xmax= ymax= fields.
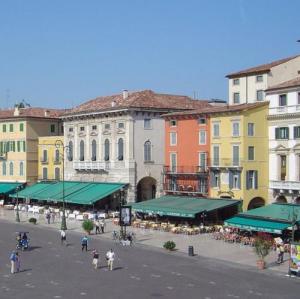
xmin=163 ymin=112 xmax=210 ymax=196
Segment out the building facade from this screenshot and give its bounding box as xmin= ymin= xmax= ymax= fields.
xmin=162 ymin=112 xmax=210 ymax=197
xmin=0 ymin=106 xmax=63 ymax=184
xmin=226 ymin=55 xmax=300 ymax=105
xmin=38 ymin=136 xmax=64 ymax=181
xmin=209 ymin=103 xmax=269 ymax=211
xmin=62 ymin=90 xmax=210 ymax=203
xmin=267 ymin=77 xmax=300 ymax=204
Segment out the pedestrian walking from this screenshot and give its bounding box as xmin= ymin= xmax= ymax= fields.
xmin=60 ymin=230 xmax=67 ymax=245
xmin=9 ymin=251 xmax=17 ymax=274
xmin=51 ymin=211 xmax=55 ymax=224
xmin=95 ymin=220 xmax=100 ymax=234
xmin=81 ymin=235 xmax=88 ymax=251
xmin=46 ymin=211 xmax=51 ymax=224
xmin=106 ymin=249 xmax=115 ymax=271
xmin=15 ymin=252 xmax=21 ymax=272
xmin=100 ymin=218 xmax=105 ymax=234
xmin=279 ymin=244 xmax=285 ymax=264
xmin=92 ymin=249 xmax=99 ymax=269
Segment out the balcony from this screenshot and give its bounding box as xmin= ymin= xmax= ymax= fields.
xmin=163 ymin=165 xmax=208 ymax=174
xmin=269 ymin=105 xmax=300 ymax=116
xmin=73 ymin=161 xmax=110 ymax=171
xmin=270 ymin=180 xmax=300 ymax=191
xmin=164 ymin=183 xmax=208 ymax=195
xmin=209 ymin=158 xmax=242 ymax=169
xmin=40 ymin=158 xmax=48 ymax=164
xmin=53 ymin=158 xmax=62 ymax=165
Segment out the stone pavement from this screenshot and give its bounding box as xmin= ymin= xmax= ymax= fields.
xmin=0 ymin=208 xmax=289 ymax=275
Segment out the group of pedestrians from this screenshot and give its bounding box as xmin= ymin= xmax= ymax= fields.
xmin=91 ymin=248 xmax=115 ymax=271
xmin=45 ymin=210 xmax=56 ymax=224
xmin=94 ymin=218 xmax=106 ymax=234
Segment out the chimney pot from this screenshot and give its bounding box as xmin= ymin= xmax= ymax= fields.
xmin=44 ymin=110 xmax=50 ymax=117
xmin=122 ymin=89 xmax=129 ymax=100
xmin=14 ymin=106 xmax=20 ymax=116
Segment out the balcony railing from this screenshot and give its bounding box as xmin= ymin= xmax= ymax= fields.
xmin=40 ymin=158 xmax=48 ymax=164
xmin=269 ymin=105 xmax=300 ymax=116
xmin=164 ymin=183 xmax=208 ymax=195
xmin=73 ymin=161 xmax=109 ymax=171
xmin=209 ymin=158 xmax=242 ymax=168
xmin=53 ymin=158 xmax=62 ymax=165
xmin=270 ymin=180 xmax=300 ymax=191
xmin=163 ymin=165 xmax=208 ymax=174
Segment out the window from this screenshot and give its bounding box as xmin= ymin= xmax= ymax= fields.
xmin=232 ymin=145 xmax=239 ymax=166
xmin=104 ymin=139 xmax=110 ymax=161
xmin=19 ymin=123 xmax=24 ymax=132
xmin=68 ymin=141 xmax=73 ymax=161
xmin=233 ymin=92 xmax=240 ymax=104
xmin=69 ymin=127 xmax=73 ymax=132
xmin=170 ymin=177 xmax=177 ymax=191
xmin=42 ymin=168 xmax=48 ymax=180
xmin=50 ymin=124 xmax=55 ymax=133
xmin=294 ymin=126 xmax=300 ymax=139
xmin=170 ymin=120 xmax=177 ymax=127
xmin=213 ymin=145 xmax=219 ymax=166
xmin=91 ymin=140 xmax=97 ymax=161
xmin=229 ymin=170 xmax=241 ymax=189
xmin=80 ymin=126 xmax=85 ymax=131
xmin=3 ymin=124 xmax=6 ymax=132
xmin=211 ymin=171 xmax=220 ymax=188
xmin=144 ymin=119 xmax=151 ymax=129
xmin=104 ymin=124 xmax=110 ymax=130
xmin=170 ymin=132 xmax=177 ymax=146
xmin=118 ymin=138 xmax=124 ymax=161
xmin=118 ymin=123 xmax=124 ymax=129
xmin=92 ymin=125 xmax=97 ymax=130
xmin=248 ymin=146 xmax=255 ymax=161
xmin=232 ymin=122 xmax=240 ymax=137
xmin=199 ymin=130 xmax=206 ymax=145
xmin=280 ymin=155 xmax=287 ymax=181
xmin=42 ymin=150 xmax=48 ymax=162
xmin=9 ymin=124 xmax=13 ymax=132
xmin=275 ymin=127 xmax=289 ymax=139
xmin=199 ymin=152 xmax=207 ymax=170
xmin=79 ymin=140 xmax=85 ymax=161
xmin=256 ymin=90 xmax=264 ymax=101
xmin=246 ymin=170 xmax=258 ymax=189
xmin=233 ymin=78 xmax=240 ymax=85
xmin=19 ymin=162 xmax=24 ymax=176
xmin=170 ymin=153 xmax=177 ymax=172
xmin=55 ymin=149 xmax=60 ymax=163
xmin=279 ymin=94 xmax=287 ymax=106
xmin=144 ymin=140 xmax=152 ymax=162
xmin=22 ymin=141 xmax=26 ymax=152
xmin=248 ymin=123 xmax=254 ymax=136
xmin=198 ymin=118 xmax=206 ymax=124
xmin=213 ymin=123 xmax=220 ymax=137
xmin=256 ymin=75 xmax=263 ymax=82
xmin=9 ymin=162 xmax=13 ymax=175
xmin=55 ymin=168 xmax=60 ymax=181
xmin=2 ymin=162 xmax=6 ymax=175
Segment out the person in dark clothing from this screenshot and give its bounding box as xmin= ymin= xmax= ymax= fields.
xmin=81 ymin=236 xmax=88 ymax=251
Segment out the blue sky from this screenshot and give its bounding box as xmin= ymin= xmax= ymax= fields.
xmin=0 ymin=0 xmax=299 ymax=109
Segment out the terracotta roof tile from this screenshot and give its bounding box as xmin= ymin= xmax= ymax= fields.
xmin=64 ymin=90 xmax=210 ymax=116
xmin=226 ymin=55 xmax=300 ymax=78
xmin=0 ymin=107 xmax=66 ymax=120
xmin=266 ymin=77 xmax=300 ymax=92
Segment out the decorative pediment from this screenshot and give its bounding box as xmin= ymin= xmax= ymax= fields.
xmin=293 ymin=143 xmax=300 ymax=152
xmin=274 ymin=144 xmax=288 ymax=152
xmin=117 ymin=129 xmax=125 ymax=134
xmin=90 ymin=131 xmax=98 ymax=137
xmin=78 ymin=132 xmax=86 ymax=138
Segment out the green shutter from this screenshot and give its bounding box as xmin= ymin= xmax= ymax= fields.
xmin=254 ymin=171 xmax=258 ymax=189
xmin=286 ymin=128 xmax=289 ymax=139
xmin=23 ymin=141 xmax=26 ymax=152
xmin=246 ymin=171 xmax=250 ymax=190
xmin=17 ymin=141 xmax=20 ymax=152
xmin=3 ymin=124 xmax=6 ymax=132
xmin=20 ymin=123 xmax=24 ymax=132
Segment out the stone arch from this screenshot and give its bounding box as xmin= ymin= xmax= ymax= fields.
xmin=248 ymin=197 xmax=265 ymax=210
xmin=136 ymin=176 xmax=157 ymax=202
xmin=276 ymin=195 xmax=287 ymax=203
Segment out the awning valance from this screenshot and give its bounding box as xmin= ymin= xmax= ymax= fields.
xmin=0 ymin=182 xmax=23 ymax=195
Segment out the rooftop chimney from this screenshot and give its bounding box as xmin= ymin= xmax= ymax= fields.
xmin=111 ymin=100 xmax=116 ymax=107
xmin=44 ymin=110 xmax=50 ymax=117
xmin=14 ymin=106 xmax=20 ymax=116
xmin=122 ymin=89 xmax=129 ymax=100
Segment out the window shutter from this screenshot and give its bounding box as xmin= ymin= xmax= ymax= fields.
xmin=294 ymin=127 xmax=297 ymax=139
xmin=210 ymin=172 xmax=215 ymax=188
xmin=229 ymin=170 xmax=233 ymax=189
xmin=275 ymin=128 xmax=279 ymax=139
xmin=254 ymin=171 xmax=258 ymax=189
xmin=238 ymin=172 xmax=241 ymax=189
xmin=286 ymin=128 xmax=289 ymax=139
xmin=246 ymin=171 xmax=249 ymax=190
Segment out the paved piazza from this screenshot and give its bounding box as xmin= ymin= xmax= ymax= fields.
xmin=0 ymin=219 xmax=299 ymax=299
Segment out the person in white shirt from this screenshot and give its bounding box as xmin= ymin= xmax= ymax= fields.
xmin=106 ymin=249 xmax=115 ymax=271
xmin=60 ymin=230 xmax=66 ymax=245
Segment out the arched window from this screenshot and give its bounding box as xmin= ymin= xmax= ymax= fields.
xmin=91 ymin=140 xmax=97 ymax=161
xmin=19 ymin=162 xmax=24 ymax=176
xmin=2 ymin=162 xmax=6 ymax=175
xmin=9 ymin=162 xmax=13 ymax=175
xmin=79 ymin=140 xmax=85 ymax=161
xmin=55 ymin=149 xmax=60 ymax=163
xmin=55 ymin=167 xmax=60 ymax=181
xmin=43 ymin=149 xmax=48 ymax=162
xmin=68 ymin=141 xmax=73 ymax=161
xmin=43 ymin=168 xmax=48 ymax=180
xmin=144 ymin=140 xmax=151 ymax=162
xmin=104 ymin=139 xmax=110 ymax=161
xmin=118 ymin=138 xmax=124 ymax=161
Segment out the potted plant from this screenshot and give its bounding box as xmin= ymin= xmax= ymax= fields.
xmin=253 ymin=232 xmax=273 ymax=270
xmin=82 ymin=219 xmax=94 ymax=235
xmin=163 ymin=240 xmax=176 ymax=251
xmin=29 ymin=217 xmax=37 ymax=224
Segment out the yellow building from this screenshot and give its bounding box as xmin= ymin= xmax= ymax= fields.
xmin=209 ymin=102 xmax=269 ymax=211
xmin=38 ymin=136 xmax=64 ymax=181
xmin=0 ymin=106 xmax=63 ymax=184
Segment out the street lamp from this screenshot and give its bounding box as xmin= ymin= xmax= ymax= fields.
xmin=119 ymin=187 xmax=125 ymax=239
xmin=15 ymin=186 xmax=20 ymax=222
xmin=55 ymin=140 xmax=68 ymax=231
xmin=288 ymin=204 xmax=299 ymax=276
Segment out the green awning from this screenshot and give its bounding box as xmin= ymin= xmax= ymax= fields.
xmin=0 ymin=182 xmax=23 ymax=195
xmin=131 ymin=196 xmax=240 ymax=218
xmin=224 ymin=216 xmax=291 ymax=234
xmin=10 ymin=181 xmax=126 ymax=205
